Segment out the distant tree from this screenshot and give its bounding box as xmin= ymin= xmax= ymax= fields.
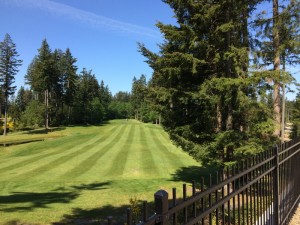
xmin=131 ymin=75 xmax=147 ymax=120
xmin=0 ymin=33 xmax=22 ymax=135
xmin=9 ymin=86 xmax=33 ymax=121
xmin=50 ymin=48 xmax=65 ymax=125
xmin=73 ymin=68 xmax=102 ymax=124
xmin=114 ymin=91 xmax=131 ymax=102
xmin=25 ymin=39 xmax=53 ymax=130
xmin=90 ymin=97 xmax=104 ymax=124
xmin=108 ymin=91 xmax=133 ymax=119
xmin=62 ymin=48 xmax=78 ymax=124
xmin=19 ymin=100 xmax=45 ymax=129
xmin=290 ymin=90 xmax=300 ymax=138
xmin=99 ymin=80 xmax=112 ymax=119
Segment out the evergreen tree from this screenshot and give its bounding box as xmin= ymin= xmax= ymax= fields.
xmin=50 ymin=49 xmax=65 ymax=125
xmin=291 ymin=89 xmax=300 ymax=138
xmin=62 ymin=48 xmax=78 ymax=124
xmin=140 ymin=0 xmax=275 ymax=167
xmin=254 ymin=0 xmax=300 ymax=138
xmin=99 ymin=80 xmax=112 ymax=119
xmin=9 ymin=86 xmax=33 ymax=121
xmin=20 ymin=100 xmax=45 ymax=129
xmin=74 ymin=68 xmax=102 ymax=124
xmin=0 ymin=33 xmax=22 ymax=135
xmin=131 ymin=75 xmax=147 ymax=120
xmin=108 ymin=91 xmax=133 ymax=119
xmin=25 ymin=39 xmax=53 ymax=130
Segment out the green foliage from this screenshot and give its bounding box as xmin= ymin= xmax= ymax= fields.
xmin=130 ymin=75 xmax=161 ymax=123
xmin=139 ymin=0 xmax=282 ymax=167
xmin=24 ymin=40 xmax=110 ymax=127
xmin=290 ymin=89 xmax=300 ymax=138
xmin=131 ymin=75 xmax=147 ymax=119
xmin=129 ymin=196 xmax=141 ymax=224
xmin=19 ymin=100 xmax=45 ymax=129
xmin=108 ymin=101 xmax=132 ymax=119
xmin=0 ymin=34 xmax=22 ymax=97
xmin=90 ymin=97 xmax=104 ymax=124
xmin=0 ymin=33 xmax=22 ymax=135
xmin=73 ymin=68 xmax=105 ymax=124
xmin=99 ymin=80 xmax=112 ymax=119
xmin=9 ymin=87 xmax=33 ymax=120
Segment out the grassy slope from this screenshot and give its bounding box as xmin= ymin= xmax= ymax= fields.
xmin=0 ymin=120 xmax=200 ymax=224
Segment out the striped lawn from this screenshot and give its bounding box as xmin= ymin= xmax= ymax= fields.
xmin=0 ymin=120 xmax=200 ymax=224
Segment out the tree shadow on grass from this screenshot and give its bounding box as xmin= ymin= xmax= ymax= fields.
xmin=25 ymin=127 xmax=66 ymax=134
xmin=0 ymin=182 xmax=111 ymax=213
xmin=70 ymin=181 xmax=111 ymax=191
xmin=0 ymin=191 xmax=79 ymax=212
xmin=53 ymin=205 xmax=129 ymax=225
xmin=53 ymin=201 xmax=156 ymax=225
xmin=69 ymin=121 xmax=111 ymax=128
xmin=170 ymin=165 xmax=220 ymax=186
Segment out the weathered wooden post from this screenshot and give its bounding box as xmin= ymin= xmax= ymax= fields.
xmin=127 ymin=208 xmax=132 ymax=225
xmin=107 ymin=216 xmax=113 ymax=225
xmin=154 ymin=190 xmax=169 ymax=225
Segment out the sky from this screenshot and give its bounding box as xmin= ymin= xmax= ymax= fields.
xmin=0 ymin=0 xmax=299 ymax=99
xmin=0 ymin=0 xmax=175 ymax=95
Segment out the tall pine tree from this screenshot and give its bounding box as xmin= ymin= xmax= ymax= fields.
xmin=0 ymin=34 xmax=22 ymax=135
xmin=140 ymin=0 xmax=275 ymax=167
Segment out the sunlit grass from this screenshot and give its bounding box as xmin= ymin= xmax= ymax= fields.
xmin=0 ymin=120 xmax=201 ymax=224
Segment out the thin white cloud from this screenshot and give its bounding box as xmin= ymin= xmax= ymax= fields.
xmin=1 ymin=0 xmax=161 ymax=38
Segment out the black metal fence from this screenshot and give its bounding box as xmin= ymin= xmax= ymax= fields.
xmin=109 ymin=137 xmax=300 ymax=225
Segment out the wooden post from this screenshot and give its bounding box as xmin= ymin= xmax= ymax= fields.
xmin=154 ymin=190 xmax=169 ymax=225
xmin=127 ymin=208 xmax=132 ymax=225
xmin=107 ymin=216 xmax=113 ymax=225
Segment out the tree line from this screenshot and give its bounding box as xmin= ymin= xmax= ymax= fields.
xmin=0 ymin=36 xmax=158 ymax=132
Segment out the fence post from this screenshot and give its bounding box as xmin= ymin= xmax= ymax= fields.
xmin=154 ymin=190 xmax=169 ymax=225
xmin=127 ymin=208 xmax=132 ymax=225
xmin=273 ymin=145 xmax=279 ymax=225
xmin=107 ymin=216 xmax=113 ymax=225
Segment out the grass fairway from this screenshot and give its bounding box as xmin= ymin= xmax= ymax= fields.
xmin=0 ymin=120 xmax=202 ymax=224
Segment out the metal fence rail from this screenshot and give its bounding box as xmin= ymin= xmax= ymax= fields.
xmin=108 ymin=137 xmax=300 ymax=225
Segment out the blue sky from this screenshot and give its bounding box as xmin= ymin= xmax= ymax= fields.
xmin=0 ymin=0 xmax=299 ymax=99
xmin=0 ymin=0 xmax=175 ymax=95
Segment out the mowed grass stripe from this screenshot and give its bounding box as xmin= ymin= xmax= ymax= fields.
xmin=7 ymin=126 xmax=118 ymax=180
xmin=0 ymin=120 xmax=202 ymax=225
xmin=61 ymin=124 xmax=128 ymax=179
xmin=0 ymin=125 xmax=119 ymax=176
xmin=148 ymin=127 xmax=185 ymax=169
xmin=0 ymin=134 xmax=100 ymax=174
xmin=0 ymin=125 xmax=119 ymax=172
xmin=8 ymin=126 xmax=119 ymax=180
xmin=106 ymin=124 xmax=135 ymax=176
xmin=139 ymin=125 xmax=160 ymax=176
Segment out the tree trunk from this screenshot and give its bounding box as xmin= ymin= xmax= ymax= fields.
xmin=45 ymin=89 xmax=49 ymax=131
xmin=216 ymin=103 xmax=222 ymax=132
xmin=226 ymin=103 xmax=233 ymax=130
xmin=68 ymin=105 xmax=71 ymax=125
xmin=281 ymin=60 xmax=286 ymax=143
xmin=225 ymin=7 xmax=233 ymax=131
xmin=273 ymin=0 xmax=281 ymax=137
xmin=3 ymin=97 xmax=8 ymax=136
